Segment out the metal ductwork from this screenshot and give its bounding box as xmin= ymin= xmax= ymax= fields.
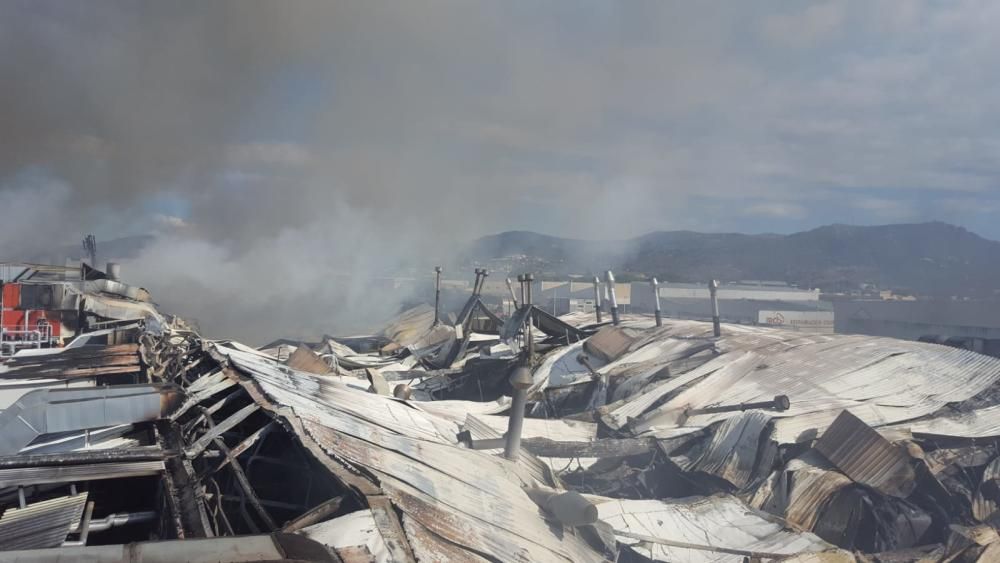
xmin=0 ymin=384 xmax=183 ymax=456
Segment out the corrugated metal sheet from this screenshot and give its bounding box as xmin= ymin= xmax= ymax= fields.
xmin=973 ymin=457 xmax=1000 ymax=522
xmin=0 ymin=493 xmax=87 ymax=550
xmin=217 ymin=342 xmax=608 ymax=563
xmin=814 ymin=411 xmax=915 ymax=498
xmin=299 ymin=509 xmax=392 ymax=563
xmin=472 ymin=414 xmax=596 ymax=443
xmin=750 ymin=452 xmax=854 ymax=531
xmin=0 ymin=460 xmax=163 ymax=487
xmin=596 ymin=495 xmax=836 ymax=563
xmin=595 ymin=319 xmax=1000 ymax=446
xmin=677 ymin=410 xmax=772 ymax=489
xmin=894 ymin=404 xmax=1000 ymax=439
xmin=462 ymin=414 xmax=560 ymax=483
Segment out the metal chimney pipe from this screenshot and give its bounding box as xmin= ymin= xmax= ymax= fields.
xmin=524 ymin=273 xmax=535 ymax=358
xmin=651 ymin=277 xmax=662 ymax=327
xmin=709 ymin=279 xmax=721 ymax=337
xmin=479 ymin=269 xmax=488 ymax=296
xmin=106 ymin=262 xmax=121 ymax=282
xmin=687 ymin=395 xmax=790 ymax=416
xmin=506 ymin=277 xmax=519 ymax=309
xmin=504 ymin=365 xmax=533 ymax=460
xmin=605 ymin=270 xmax=620 ymax=326
xmin=433 ymin=266 xmax=442 ymax=326
xmin=472 ymin=268 xmax=483 ymax=296
xmin=592 ymin=276 xmax=603 ymax=323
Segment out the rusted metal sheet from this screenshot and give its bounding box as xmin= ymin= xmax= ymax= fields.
xmin=584 ymin=326 xmax=635 ymax=362
xmin=751 ymin=452 xmax=854 ymax=531
xmin=287 ymin=345 xmax=333 ymax=375
xmin=401 ymin=513 xmax=491 ymax=563
xmin=678 ymin=410 xmax=773 ymax=489
xmin=368 ymin=496 xmax=416 ymax=563
xmin=973 ymin=457 xmax=1000 ymax=522
xmin=814 ymin=410 xmax=916 ymax=498
xmin=0 ymin=343 xmax=141 ymax=379
xmin=299 ymin=411 xmax=604 ymax=562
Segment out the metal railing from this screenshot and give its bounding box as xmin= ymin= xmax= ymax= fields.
xmin=0 ymin=324 xmax=56 ymax=357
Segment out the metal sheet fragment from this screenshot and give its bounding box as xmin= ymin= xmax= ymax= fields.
xmin=815 ymin=410 xmax=916 ymax=498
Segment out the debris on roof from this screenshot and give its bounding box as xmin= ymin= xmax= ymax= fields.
xmin=5 ymin=265 xmax=1000 ymax=561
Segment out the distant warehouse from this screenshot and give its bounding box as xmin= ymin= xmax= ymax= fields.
xmin=632 ymin=281 xmax=834 ymax=333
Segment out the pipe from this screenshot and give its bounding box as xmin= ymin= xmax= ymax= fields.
xmin=605 ymin=270 xmax=620 ymax=326
xmin=576 ymin=354 xmax=600 ymax=380
xmin=503 ymin=366 xmax=533 ymax=460
xmin=479 ymin=269 xmax=488 ymax=295
xmin=72 ymin=511 xmax=157 ymax=534
xmin=686 ymin=395 xmax=790 ymax=416
xmin=433 ymin=266 xmax=442 ymax=326
xmin=709 ymin=279 xmax=721 ymax=337
xmin=524 ymin=273 xmax=534 ymax=358
xmin=592 ymin=276 xmax=602 ymax=323
xmin=505 ymin=277 xmax=519 ymax=309
xmin=472 ymin=268 xmax=488 ymax=296
xmin=393 ymin=384 xmax=412 ymax=400
xmin=63 ymin=509 xmax=155 ymax=546
xmin=651 ymin=277 xmax=662 ymax=327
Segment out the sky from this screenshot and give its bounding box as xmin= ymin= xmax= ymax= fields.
xmin=1 ymin=1 xmax=999 ymax=339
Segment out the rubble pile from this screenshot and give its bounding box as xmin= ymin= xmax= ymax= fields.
xmin=2 ymin=264 xmax=1000 ymax=561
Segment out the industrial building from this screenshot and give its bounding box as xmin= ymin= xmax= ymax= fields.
xmin=834 ymin=299 xmax=1000 ymax=355
xmin=630 ymin=280 xmax=834 ymax=333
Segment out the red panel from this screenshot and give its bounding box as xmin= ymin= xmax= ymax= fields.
xmin=1 ymin=283 xmax=19 ymax=308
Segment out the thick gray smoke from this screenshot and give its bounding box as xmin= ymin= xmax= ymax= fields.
xmin=0 ymin=2 xmax=511 ymax=341
xmin=3 ymin=2 xmax=1000 ymax=340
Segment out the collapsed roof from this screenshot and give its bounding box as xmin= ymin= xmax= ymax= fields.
xmin=3 ymin=275 xmax=1000 ymax=561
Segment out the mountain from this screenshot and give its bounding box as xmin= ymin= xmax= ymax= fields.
xmin=464 ymin=222 xmax=1000 ymax=297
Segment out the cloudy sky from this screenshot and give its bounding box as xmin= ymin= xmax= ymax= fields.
xmin=1 ymin=1 xmax=998 ymax=338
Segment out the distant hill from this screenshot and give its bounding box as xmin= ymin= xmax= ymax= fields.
xmin=464 ymin=222 xmax=1000 ymax=297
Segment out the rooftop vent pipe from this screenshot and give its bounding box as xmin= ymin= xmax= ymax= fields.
xmin=592 ymin=276 xmax=603 ymax=323
xmin=605 ymin=270 xmax=620 ymax=326
xmin=709 ymin=279 xmax=721 ymax=337
xmin=651 ymin=277 xmax=662 ymax=327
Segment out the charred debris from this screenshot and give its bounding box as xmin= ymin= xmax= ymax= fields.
xmin=3 ymin=264 xmax=1000 ymax=561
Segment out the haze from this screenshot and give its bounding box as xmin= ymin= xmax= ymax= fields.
xmin=1 ymin=1 xmax=998 ymax=340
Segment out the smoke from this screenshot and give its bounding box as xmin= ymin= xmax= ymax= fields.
xmin=4 ymin=2 xmax=1000 ymax=340
xmin=0 ymin=2 xmax=509 ymax=341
